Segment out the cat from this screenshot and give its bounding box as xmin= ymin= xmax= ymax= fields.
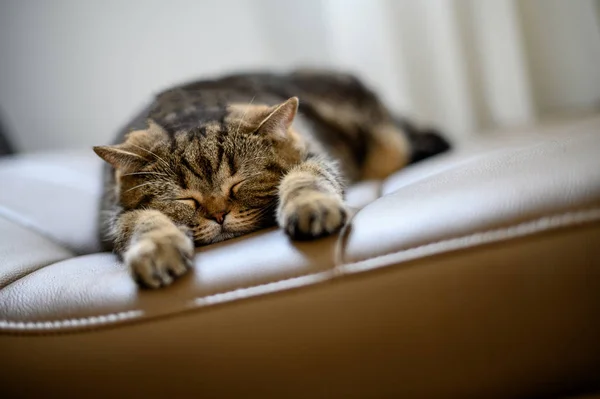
xmin=94 ymin=70 xmax=450 ymax=288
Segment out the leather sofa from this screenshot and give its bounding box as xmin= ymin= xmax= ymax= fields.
xmin=1 ymin=115 xmax=599 ymax=398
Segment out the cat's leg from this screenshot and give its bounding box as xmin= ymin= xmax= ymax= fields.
xmin=360 ymin=124 xmax=412 ymax=180
xmin=112 ymin=209 xmax=194 ymax=288
xmin=277 ymin=156 xmax=348 ymax=240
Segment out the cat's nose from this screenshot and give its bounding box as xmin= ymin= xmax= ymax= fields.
xmin=211 ymin=211 xmax=229 ymax=225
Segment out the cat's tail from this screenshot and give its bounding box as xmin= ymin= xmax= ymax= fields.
xmin=394 ymin=117 xmax=452 ymax=164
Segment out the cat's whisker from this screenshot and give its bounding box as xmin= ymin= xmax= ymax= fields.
xmin=127 ymin=143 xmax=172 ymax=171
xmin=259 ymin=208 xmax=277 ymax=218
xmin=123 ymin=182 xmax=155 ymax=193
xmin=235 ymin=95 xmax=256 ymax=135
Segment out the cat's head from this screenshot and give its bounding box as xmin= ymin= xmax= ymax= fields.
xmin=94 ymin=97 xmax=304 ymax=244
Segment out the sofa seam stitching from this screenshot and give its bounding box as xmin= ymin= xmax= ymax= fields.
xmin=341 ymin=206 xmax=600 ymax=266
xmin=1 ymin=205 xmax=599 ymax=329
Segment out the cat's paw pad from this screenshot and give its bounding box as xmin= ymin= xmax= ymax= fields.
xmin=125 ymin=228 xmax=194 ymax=289
xmin=281 ymin=193 xmax=347 ymax=240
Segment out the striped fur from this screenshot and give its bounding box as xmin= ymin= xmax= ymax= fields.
xmin=94 ymin=70 xmax=450 ymax=288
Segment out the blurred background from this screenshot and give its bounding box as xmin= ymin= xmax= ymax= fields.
xmin=0 ymin=0 xmax=599 ymax=153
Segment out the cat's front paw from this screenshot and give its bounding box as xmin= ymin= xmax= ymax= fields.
xmin=280 ymin=192 xmax=348 ymax=240
xmin=124 ymin=228 xmax=194 ymax=289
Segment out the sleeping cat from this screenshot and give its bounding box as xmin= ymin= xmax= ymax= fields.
xmin=94 ymin=70 xmax=450 ymax=288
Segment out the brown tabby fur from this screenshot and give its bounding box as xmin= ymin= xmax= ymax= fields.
xmin=94 ymin=70 xmax=449 ymax=288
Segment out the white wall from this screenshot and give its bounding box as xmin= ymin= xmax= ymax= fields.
xmin=1 ymin=0 xmax=599 ymax=152
xmin=519 ymin=0 xmax=600 ymax=113
xmin=0 ymin=0 xmax=278 ymax=152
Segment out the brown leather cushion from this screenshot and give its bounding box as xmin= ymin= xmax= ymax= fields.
xmin=1 ymin=116 xmax=599 ymax=398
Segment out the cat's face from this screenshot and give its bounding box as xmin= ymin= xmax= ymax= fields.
xmin=95 ymin=97 xmax=304 ymax=244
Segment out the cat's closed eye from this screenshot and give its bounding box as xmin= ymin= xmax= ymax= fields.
xmin=229 ymin=180 xmax=245 ymax=198
xmin=176 ymin=198 xmax=200 ymax=209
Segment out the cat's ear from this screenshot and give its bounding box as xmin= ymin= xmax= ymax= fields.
xmin=93 ymin=143 xmax=149 ymax=171
xmin=93 ymin=121 xmax=167 ymax=170
xmin=256 ymin=97 xmax=299 ymax=139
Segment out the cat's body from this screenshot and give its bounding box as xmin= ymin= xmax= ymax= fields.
xmin=95 ymin=70 xmax=449 ymax=288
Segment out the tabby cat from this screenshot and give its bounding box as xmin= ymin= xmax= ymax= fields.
xmin=94 ymin=70 xmax=449 ymax=288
